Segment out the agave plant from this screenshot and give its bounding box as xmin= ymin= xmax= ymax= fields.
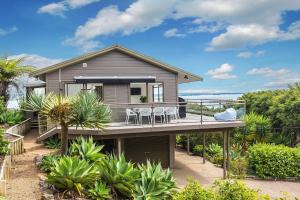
xmin=98 ymin=154 xmax=139 ymax=198
xmin=87 ymin=181 xmax=112 ymax=200
xmin=134 ymin=161 xmax=176 ymax=200
xmin=39 ymin=155 xmax=59 ymax=173
xmin=47 ymin=156 xmax=99 ymax=195
xmin=44 ymin=137 xmax=61 ymax=149
xmin=69 ymin=137 xmax=105 ymax=162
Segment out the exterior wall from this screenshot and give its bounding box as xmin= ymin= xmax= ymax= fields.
xmin=124 ymin=135 xmax=170 ymax=168
xmin=45 ymin=50 xmax=177 ymax=103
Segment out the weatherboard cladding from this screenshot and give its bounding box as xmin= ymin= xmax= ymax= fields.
xmin=45 ymin=50 xmax=177 ymax=103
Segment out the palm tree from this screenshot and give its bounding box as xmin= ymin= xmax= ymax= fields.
xmin=25 ymin=92 xmax=111 ymax=155
xmin=0 ymin=57 xmax=34 ymax=104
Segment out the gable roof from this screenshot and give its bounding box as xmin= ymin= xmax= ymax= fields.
xmin=32 ymin=45 xmax=203 ymax=83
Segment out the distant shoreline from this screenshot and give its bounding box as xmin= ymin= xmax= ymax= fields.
xmin=179 ymin=92 xmax=244 ymax=96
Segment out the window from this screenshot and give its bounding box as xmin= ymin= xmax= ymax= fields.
xmin=87 ymin=83 xmax=103 ymax=100
xmin=65 ymin=83 xmax=83 ymax=96
xmin=130 ymin=87 xmax=141 ymax=95
xmin=153 ymin=83 xmax=163 ymax=102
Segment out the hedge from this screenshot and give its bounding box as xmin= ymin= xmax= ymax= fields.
xmin=248 ymin=144 xmax=300 ymax=178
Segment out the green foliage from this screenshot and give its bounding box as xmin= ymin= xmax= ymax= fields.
xmin=193 ymin=144 xmax=204 ymax=156
xmin=87 ymin=181 xmax=112 ymax=200
xmin=98 ymin=154 xmax=139 ymax=198
xmin=207 ymin=143 xmax=222 ymax=157
xmin=248 ymin=144 xmax=300 ymax=178
xmin=69 ymin=137 xmax=105 ymax=162
xmin=134 ymin=161 xmax=176 ymax=200
xmin=241 ymin=84 xmax=300 ymax=146
xmin=214 ymin=179 xmax=269 ymax=200
xmin=0 ymin=129 xmax=9 ymax=156
xmin=47 ymin=156 xmax=98 ymax=195
xmin=229 ymin=157 xmax=248 ymax=179
xmin=39 ymin=155 xmax=59 ymax=173
xmin=0 ymin=110 xmax=24 ymax=126
xmin=44 ymin=137 xmax=61 ymax=149
xmin=173 ymin=179 xmax=216 ymax=200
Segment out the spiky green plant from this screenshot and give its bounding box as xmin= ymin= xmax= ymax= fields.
xmin=87 ymin=181 xmax=112 ymax=200
xmin=44 ymin=137 xmax=61 ymax=149
xmin=98 ymin=154 xmax=139 ymax=198
xmin=134 ymin=161 xmax=176 ymax=200
xmin=47 ymin=156 xmax=98 ymax=195
xmin=69 ymin=137 xmax=105 ymax=162
xmin=39 ymin=155 xmax=59 ymax=173
xmin=25 ymin=92 xmax=111 ymax=155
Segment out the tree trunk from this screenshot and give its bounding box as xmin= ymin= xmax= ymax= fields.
xmin=0 ymin=81 xmax=9 ymax=104
xmin=60 ymin=122 xmax=69 ymax=155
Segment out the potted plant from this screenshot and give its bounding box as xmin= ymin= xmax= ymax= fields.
xmin=140 ymin=96 xmax=147 ymax=103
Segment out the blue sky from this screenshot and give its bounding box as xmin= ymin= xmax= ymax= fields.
xmin=1 ymin=0 xmax=300 ymax=93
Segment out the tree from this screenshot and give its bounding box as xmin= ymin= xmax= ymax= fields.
xmin=25 ymin=92 xmax=111 ymax=155
xmin=0 ymin=57 xmax=34 ymax=104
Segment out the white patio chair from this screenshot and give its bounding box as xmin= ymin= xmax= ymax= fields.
xmin=125 ymin=108 xmax=138 ymax=124
xmin=165 ymin=107 xmax=178 ymax=123
xmin=138 ymin=108 xmax=152 ymax=125
xmin=153 ymin=107 xmax=165 ymax=124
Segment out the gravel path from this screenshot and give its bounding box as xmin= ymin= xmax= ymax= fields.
xmin=173 ymin=150 xmax=300 ymax=199
xmin=6 ymin=129 xmax=54 ymax=200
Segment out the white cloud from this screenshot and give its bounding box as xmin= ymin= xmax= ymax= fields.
xmin=164 ymin=28 xmax=186 ymax=38
xmin=206 ymin=24 xmax=279 ymax=51
xmin=0 ymin=26 xmax=17 ymax=36
xmin=247 ymin=67 xmax=300 ymax=89
xmin=38 ymin=0 xmax=100 ymax=17
xmin=64 ymin=0 xmax=300 ymax=51
xmin=206 ymin=63 xmax=237 ymax=80
xmin=8 ymin=54 xmax=63 ymax=68
xmin=247 ymin=67 xmax=290 ymax=77
xmin=238 ymin=50 xmax=265 ymax=58
xmin=65 ymin=0 xmax=177 ymax=51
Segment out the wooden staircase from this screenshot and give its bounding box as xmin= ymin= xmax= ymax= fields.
xmin=37 ymin=127 xmax=58 ymax=142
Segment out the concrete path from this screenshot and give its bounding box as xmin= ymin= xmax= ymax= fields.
xmin=6 ymin=129 xmax=53 ymax=200
xmin=173 ymin=150 xmax=300 ymax=199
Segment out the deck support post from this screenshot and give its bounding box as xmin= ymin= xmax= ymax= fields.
xmin=117 ymin=138 xmax=123 ymax=156
xmin=202 ymin=132 xmax=206 ymax=164
xmin=226 ymin=129 xmax=230 ymax=176
xmin=222 ymin=131 xmax=227 ymax=179
xmin=187 ymin=134 xmax=190 ymax=155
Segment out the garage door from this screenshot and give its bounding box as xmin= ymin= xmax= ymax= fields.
xmin=124 ymin=135 xmax=170 ymax=168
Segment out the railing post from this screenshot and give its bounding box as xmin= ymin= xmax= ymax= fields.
xmin=200 ymin=99 xmax=203 ymax=124
xmin=187 ymin=134 xmax=190 ymax=155
xmin=151 ymin=103 xmax=154 ymax=127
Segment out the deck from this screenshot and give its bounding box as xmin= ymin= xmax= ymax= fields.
xmin=38 ymin=113 xmax=245 ymax=141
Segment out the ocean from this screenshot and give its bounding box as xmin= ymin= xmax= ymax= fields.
xmin=179 ymin=93 xmax=244 ymax=101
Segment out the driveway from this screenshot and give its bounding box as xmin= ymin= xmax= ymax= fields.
xmin=173 ymin=150 xmax=300 ymax=199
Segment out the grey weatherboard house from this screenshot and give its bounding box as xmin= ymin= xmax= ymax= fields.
xmin=26 ymin=45 xmax=245 ymax=174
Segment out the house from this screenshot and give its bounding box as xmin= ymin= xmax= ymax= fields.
xmin=26 ymin=45 xmax=245 ymax=173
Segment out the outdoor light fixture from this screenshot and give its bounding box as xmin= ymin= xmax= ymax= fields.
xmin=83 ymin=63 xmax=87 ymax=68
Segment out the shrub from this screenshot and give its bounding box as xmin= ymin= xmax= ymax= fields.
xmin=207 ymin=143 xmax=222 ymax=157
xmin=173 ymin=179 xmax=216 ymax=200
xmin=229 ymin=157 xmax=248 ymax=179
xmin=134 ymin=161 xmax=176 ymax=200
xmin=248 ymin=144 xmax=300 ymax=178
xmin=0 ymin=129 xmax=9 ymax=156
xmin=69 ymin=137 xmax=105 ymax=162
xmin=98 ymin=154 xmax=139 ymax=198
xmin=39 ymin=155 xmax=59 ymax=173
xmin=193 ymin=144 xmax=204 ymax=156
xmin=44 ymin=137 xmax=61 ymax=149
xmin=214 ymin=179 xmax=269 ymax=200
xmin=87 ymin=181 xmax=111 ymax=200
xmin=47 ymin=156 xmax=98 ymax=195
